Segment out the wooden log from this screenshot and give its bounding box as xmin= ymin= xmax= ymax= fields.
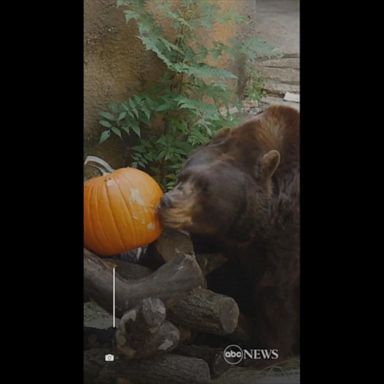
xmin=124 ymin=243 xmax=166 ymax=270
xmin=212 ymin=367 xmax=300 ymax=384
xmin=176 ymin=344 xmax=229 ymax=378
xmin=155 ymin=228 xmax=194 ymax=262
xmin=84 ymin=249 xmax=206 ymax=317
xmin=84 ymin=348 xmax=211 ymax=384
xmin=85 ymin=249 xmax=152 ymax=280
xmin=166 ymin=287 xmax=239 ymax=335
xmin=85 ymin=250 xmax=239 ymax=338
xmin=195 ymin=253 xmax=228 ymax=276
xmin=104 ymin=258 xmax=152 ymax=280
xmin=116 ymin=298 xmax=180 ymax=359
xmin=154 ymin=229 xmax=228 ymax=276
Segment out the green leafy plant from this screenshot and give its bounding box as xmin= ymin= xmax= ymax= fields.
xmin=99 ymin=0 xmax=276 ymax=189
xmin=236 ymin=37 xmax=275 ymax=102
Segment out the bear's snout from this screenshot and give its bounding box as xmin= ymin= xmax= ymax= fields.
xmin=159 ymin=193 xmax=173 ymax=209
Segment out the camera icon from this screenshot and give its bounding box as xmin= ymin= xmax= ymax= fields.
xmin=105 ymin=354 xmax=115 ymax=362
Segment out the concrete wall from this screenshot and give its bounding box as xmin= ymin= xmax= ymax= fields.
xmin=84 ymin=0 xmax=257 ymax=170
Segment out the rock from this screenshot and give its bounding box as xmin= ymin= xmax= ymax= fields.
xmin=256 ymin=67 xmax=299 ymax=85
xmin=84 ymin=300 xmax=119 ymax=329
xmin=262 ymin=81 xmax=300 ymax=97
xmin=283 ymin=92 xmax=300 ymax=103
xmin=258 ymin=57 xmax=300 ymax=69
xmin=261 ymin=96 xmax=300 ymax=111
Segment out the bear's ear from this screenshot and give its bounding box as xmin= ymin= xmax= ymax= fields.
xmin=260 ymin=150 xmax=281 ymax=180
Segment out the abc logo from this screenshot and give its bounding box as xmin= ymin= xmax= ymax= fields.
xmin=223 ymin=345 xmax=243 ymax=365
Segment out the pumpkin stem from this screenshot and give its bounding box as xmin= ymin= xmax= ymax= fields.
xmin=84 ymin=156 xmax=115 ymax=176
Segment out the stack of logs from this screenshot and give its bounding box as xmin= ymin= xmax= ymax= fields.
xmin=84 ymin=230 xmax=298 ymax=384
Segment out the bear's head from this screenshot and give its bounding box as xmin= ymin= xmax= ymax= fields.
xmin=157 ymin=149 xmax=281 ymax=245
xmin=157 ymin=105 xmax=299 ymax=245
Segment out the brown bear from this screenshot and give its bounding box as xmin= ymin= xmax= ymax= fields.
xmin=157 ymin=105 xmax=300 ymax=360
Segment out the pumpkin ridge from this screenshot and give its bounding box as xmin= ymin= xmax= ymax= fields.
xmin=110 ymin=173 xmax=138 ymax=250
xmin=86 ymin=181 xmax=107 ymax=253
xmin=142 ymin=176 xmax=162 ymax=210
xmin=103 ymin=178 xmax=128 ymax=252
xmin=94 ymin=179 xmax=117 ymax=255
xmin=120 ymin=171 xmax=156 ymax=236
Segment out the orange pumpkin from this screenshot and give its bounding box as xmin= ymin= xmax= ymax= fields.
xmin=84 ymin=157 xmax=163 ymax=256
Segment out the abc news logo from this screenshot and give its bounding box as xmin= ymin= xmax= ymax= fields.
xmin=223 ymin=345 xmax=279 ymax=365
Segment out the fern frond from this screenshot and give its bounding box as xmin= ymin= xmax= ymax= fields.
xmin=174 ymin=63 xmax=237 ymax=80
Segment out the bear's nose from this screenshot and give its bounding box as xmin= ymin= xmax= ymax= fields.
xmin=159 ymin=193 xmax=172 ymax=209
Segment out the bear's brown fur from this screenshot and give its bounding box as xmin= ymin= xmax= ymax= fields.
xmin=158 ymin=105 xmax=300 ymax=360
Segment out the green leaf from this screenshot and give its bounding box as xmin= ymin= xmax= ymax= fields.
xmin=175 ymin=141 xmax=193 ymax=152
xmin=157 ymin=151 xmax=166 ymax=160
xmin=111 ymin=127 xmax=122 ymax=138
xmin=163 ymin=10 xmax=192 ymax=29
xmin=131 ymin=123 xmax=141 ymax=137
xmin=118 ymin=112 xmax=127 ymax=121
xmin=174 ymin=63 xmax=229 ymax=79
xmin=132 ymin=95 xmax=143 ymax=106
xmin=185 ymin=65 xmax=237 ymax=80
xmin=141 ymin=104 xmax=151 ymax=120
xmin=156 ymin=103 xmax=172 ymax=112
xmin=156 ymin=137 xmax=166 ymax=145
xmin=124 ymin=10 xmax=139 ymax=23
xmin=120 ymin=125 xmax=130 ymax=135
xmin=99 ymin=130 xmax=111 ymax=144
xmin=195 ymin=45 xmax=209 ymax=61
xmin=131 ymin=145 xmax=146 ymax=153
xmin=143 ymin=96 xmax=156 ymax=110
xmin=128 ymin=98 xmax=139 ymax=118
xmin=138 ymin=35 xmax=175 ymax=69
xmin=144 ymin=153 xmax=154 ymax=162
xmin=122 ymin=103 xmax=135 ymax=119
xmin=159 ymin=37 xmax=184 ymax=54
xmin=99 ymin=112 xmax=116 ymax=121
xmin=99 ymin=120 xmax=112 ymax=128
